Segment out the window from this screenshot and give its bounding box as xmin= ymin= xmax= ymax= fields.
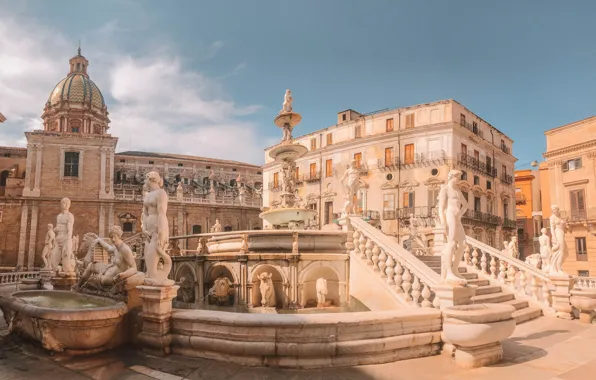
xmin=472 ymin=121 xmax=478 ymax=134
xmin=120 ymin=159 xmax=126 ymax=163
xmin=310 ymin=162 xmax=317 ymax=177
xmin=487 ymin=180 xmax=492 ymax=190
xmin=474 ymin=197 xmax=481 ymax=212
xmin=576 ymin=237 xmax=587 ymax=261
xmin=460 ymin=114 xmax=466 ymax=126
xmin=486 ymin=156 xmax=492 ymax=171
xmin=473 ymin=175 xmax=480 ymax=185
xmin=503 ymin=201 xmax=509 ymax=219
xmin=149 ymin=161 xmax=154 ymax=164
xmin=405 ymin=114 xmax=415 ymax=129
xmin=342 ymin=114 xmax=346 ymax=121
xmin=354 ymin=153 xmax=362 ymax=169
xmin=224 ymin=226 xmax=233 ymax=232
xmin=123 ymin=222 xmax=133 ymax=233
xmin=562 ymin=158 xmax=582 ymax=172
xmin=462 ymin=191 xmax=469 ymax=202
xmin=232 ymin=168 xmax=237 ymax=172
xmin=64 ymin=152 xmax=80 ymax=177
xmin=428 ymin=188 xmax=440 ymax=208
xmin=383 ymin=194 xmax=395 ymax=211
xmin=71 ymin=127 xmax=80 ymax=133
xmin=404 ymin=144 xmax=415 ymax=165
xmin=461 ymin=170 xmax=468 ymax=180
xmin=206 ymin=166 xmax=211 ymax=169
xmin=384 ymin=147 xmax=394 ymax=166
xmin=177 ymin=163 xmax=183 ymax=167
xmin=461 ymin=143 xmax=467 ymax=156
xmin=502 ymin=164 xmax=507 ymax=175
xmin=326 ymin=133 xmax=333 ymax=146
xmin=386 ymin=118 xmax=394 ymax=132
xmin=192 ymin=225 xmax=202 ymax=234
xmin=310 ymin=138 xmax=316 ymax=150
xmin=403 ymin=191 xmax=415 ymax=208
xmin=570 ymin=189 xmax=586 ymax=219
xmin=474 ymin=150 xmax=480 ymax=163
xmin=273 ymin=172 xmax=279 ymax=188
xmin=355 ymin=125 xmax=362 ymax=138
xmin=578 ymin=270 xmax=590 ymax=277
xmin=325 ymin=159 xmax=333 ymax=177
xmin=184 ymin=178 xmax=189 ymax=185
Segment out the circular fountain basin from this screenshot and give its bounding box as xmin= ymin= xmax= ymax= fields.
xmin=268 ymin=143 xmax=308 ymax=161
xmin=259 ymin=207 xmax=317 ymax=228
xmin=0 ymin=290 xmax=127 ymax=354
xmin=570 ymin=289 xmax=596 ymax=311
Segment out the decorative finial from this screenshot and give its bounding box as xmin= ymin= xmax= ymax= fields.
xmin=78 ymin=40 xmax=81 ymax=56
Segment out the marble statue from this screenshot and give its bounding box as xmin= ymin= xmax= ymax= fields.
xmin=74 ymin=226 xmax=138 ymax=291
xmin=50 ymin=198 xmax=76 ymax=274
xmin=240 ymin=234 xmax=249 ymax=254
xmin=280 ymin=89 xmax=293 ymax=114
xmin=238 ymin=184 xmax=246 ymax=205
xmin=316 ymin=277 xmax=328 ymax=307
xmin=211 ymin=219 xmax=222 ymax=233
xmin=176 ymin=182 xmax=183 ymax=199
xmin=507 ymin=236 xmax=519 ymax=259
xmin=525 ymin=253 xmax=542 ymax=269
xmin=258 ymin=272 xmax=275 ymax=307
xmin=539 ymin=228 xmax=552 ymax=272
xmin=208 ymin=274 xmax=234 ymax=305
xmin=549 ymin=205 xmax=568 ymax=276
xmin=41 ymin=224 xmax=55 ymax=269
xmin=142 ymin=171 xmax=173 ymax=284
xmin=437 ymin=170 xmax=468 ymax=286
xmin=341 ymin=160 xmax=359 ymax=215
xmin=292 ymin=232 xmax=299 ymax=254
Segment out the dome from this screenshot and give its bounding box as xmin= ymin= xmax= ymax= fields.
xmin=48 ymin=73 xmax=105 ymax=109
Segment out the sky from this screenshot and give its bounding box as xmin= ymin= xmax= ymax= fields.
xmin=1 ymin=0 xmax=595 ymax=166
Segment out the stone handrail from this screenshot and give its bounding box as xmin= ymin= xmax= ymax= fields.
xmin=349 ymin=216 xmax=442 ymax=308
xmin=463 ymin=236 xmax=552 ymax=309
xmin=0 ymin=271 xmax=40 ymax=285
xmin=574 ymin=276 xmax=596 ymax=289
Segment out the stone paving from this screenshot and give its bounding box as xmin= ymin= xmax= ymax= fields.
xmin=0 ymin=315 xmax=595 ymax=380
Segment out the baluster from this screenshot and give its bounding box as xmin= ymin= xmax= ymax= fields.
xmin=506 ymin=264 xmax=518 ymax=290
xmin=542 ymin=282 xmax=552 ymax=307
xmin=411 ymin=276 xmax=421 ymax=306
xmin=471 ymin=248 xmax=479 ymax=269
xmin=480 ymin=250 xmax=488 ymax=274
xmin=394 ymin=261 xmax=404 ymax=292
xmin=489 ymin=255 xmax=497 ymax=279
xmin=378 ymin=249 xmax=387 ymax=276
xmin=421 ymin=284 xmax=432 ymax=308
xmin=365 ymin=239 xmax=374 ymax=265
xmin=352 ymin=230 xmax=361 ymax=256
xmin=519 ymin=270 xmax=527 ymax=295
xmin=463 ymin=244 xmax=471 ymax=265
xmin=498 ymin=260 xmax=507 ymax=284
xmin=385 ymin=255 xmax=395 ymax=285
xmin=359 ymin=234 xmax=367 ymax=260
xmin=432 ymin=293 xmax=441 ymax=309
xmin=531 ymin=276 xmax=539 ymax=301
xmin=371 ymin=244 xmax=380 ymax=271
xmin=402 ymin=268 xmax=412 ymax=301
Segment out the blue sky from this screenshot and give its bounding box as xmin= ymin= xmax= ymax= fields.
xmin=1 ymin=0 xmax=595 ymax=165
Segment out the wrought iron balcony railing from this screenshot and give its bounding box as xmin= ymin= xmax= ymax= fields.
xmin=362 ymin=210 xmax=380 ymax=220
xmin=500 ymin=173 xmax=513 ymax=185
xmin=503 ymin=218 xmax=517 ymax=229
xmin=377 ymin=157 xmax=401 ymax=171
xmin=383 ymin=210 xmax=396 ymax=220
xmin=462 ymin=210 xmax=502 ymax=225
xmin=301 ymin=172 xmax=321 ymax=182
xmin=559 ymin=208 xmax=596 ymax=222
xmin=268 ymin=182 xmax=282 ymax=192
xmin=457 ymin=153 xmax=497 ymax=178
xmin=459 ymin=121 xmax=485 ymax=139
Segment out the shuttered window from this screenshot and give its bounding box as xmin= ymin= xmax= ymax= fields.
xmin=385 ymin=147 xmax=393 ymax=166
xmin=386 ymin=118 xmax=394 ymax=132
xmin=405 ymin=114 xmax=415 ymax=129
xmin=325 ymin=159 xmax=333 ymax=177
xmin=570 ymin=189 xmax=586 ymax=219
xmin=404 ymin=144 xmax=415 ymax=164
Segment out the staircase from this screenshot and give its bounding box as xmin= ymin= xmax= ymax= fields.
xmin=418 ymin=256 xmax=543 ymax=324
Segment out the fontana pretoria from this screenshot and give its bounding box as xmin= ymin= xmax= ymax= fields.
xmin=0 ymin=50 xmax=595 ymax=380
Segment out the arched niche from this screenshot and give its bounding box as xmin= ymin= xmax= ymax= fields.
xmin=299 ymin=262 xmax=340 ymax=308
xmin=251 ymin=264 xmax=286 ymax=308
xmin=205 ymin=263 xmax=237 ymax=306
xmin=174 ymin=263 xmax=196 ymax=304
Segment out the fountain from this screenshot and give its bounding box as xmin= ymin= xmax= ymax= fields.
xmin=259 ymin=89 xmax=316 ymax=229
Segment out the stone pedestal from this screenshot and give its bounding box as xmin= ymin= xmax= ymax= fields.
xmin=433 ymin=283 xmax=477 ymax=310
xmin=19 ymin=278 xmax=41 ymax=291
xmin=137 ymin=282 xmax=179 ymax=356
xmin=550 ymin=275 xmax=575 ymax=320
xmin=431 ymin=225 xmax=446 ymax=256
xmin=40 ymin=269 xmax=55 ymax=290
xmin=454 ymin=342 xmax=504 ymax=369
xmin=50 ymin=272 xmax=77 ymax=290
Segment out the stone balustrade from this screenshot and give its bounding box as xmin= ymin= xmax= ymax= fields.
xmin=575 ymin=276 xmax=596 ymax=290
xmin=114 ymin=191 xmax=262 ymax=208
xmin=349 ymin=216 xmax=442 ymax=308
xmin=0 ymin=271 xmax=40 ymax=285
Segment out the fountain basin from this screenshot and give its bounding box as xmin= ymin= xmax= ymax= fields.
xmin=442 ymin=303 xmax=516 ymax=368
xmin=259 ymin=207 xmax=317 ymax=229
xmin=570 ymin=289 xmax=596 ymax=323
xmin=0 ymin=290 xmax=127 ymax=354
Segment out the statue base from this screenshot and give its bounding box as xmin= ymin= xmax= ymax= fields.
xmin=433 ymin=283 xmax=477 ymax=310
xmin=39 ymin=269 xmax=55 ymax=290
xmin=137 ymin=282 xmax=179 ymax=356
xmin=550 ymin=275 xmax=575 ymax=320
xmin=50 ymin=273 xmax=77 ymax=290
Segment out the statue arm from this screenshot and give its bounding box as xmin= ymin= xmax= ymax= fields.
xmin=95 ymin=238 xmax=116 ymax=254
xmin=550 ymin=216 xmax=556 ymax=243
xmin=67 ymin=214 xmax=74 ymax=238
xmin=437 ymin=188 xmax=446 ymax=225
xmin=157 ymin=191 xmax=169 ymax=244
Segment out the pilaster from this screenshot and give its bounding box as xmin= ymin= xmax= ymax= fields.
xmin=99 ymin=147 xmax=107 ymax=199
xmin=99 ymin=203 xmax=106 ymax=237
xmin=31 ymin=144 xmax=43 ymax=197
xmin=17 ymin=203 xmax=29 ymax=268
xmin=27 ymin=204 xmax=39 ymax=269
xmin=22 ymin=145 xmax=34 ymax=196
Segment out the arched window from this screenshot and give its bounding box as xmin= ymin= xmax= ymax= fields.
xmin=461 ymin=170 xmax=468 ymax=181
xmin=175 ymin=174 xmax=181 ymax=183
xmin=123 ymin=222 xmax=133 ymax=233
xmin=192 ymin=225 xmax=202 ymax=234
xmin=224 ymin=226 xmax=233 ymax=232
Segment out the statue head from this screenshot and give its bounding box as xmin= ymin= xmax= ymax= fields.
xmin=447 ymin=170 xmax=462 ymax=183
xmin=47 ymin=223 xmax=53 ymax=230
xmin=215 ymin=218 xmax=220 ymax=224
xmin=146 ymin=171 xmax=163 ymax=188
xmin=285 ymin=89 xmax=291 ymax=97
xmin=350 ymin=160 xmax=357 ymax=169
xmin=551 ymin=205 xmax=559 ymax=214
xmin=541 ymin=227 xmax=547 ymax=234
xmin=60 ymin=197 xmax=71 ymax=211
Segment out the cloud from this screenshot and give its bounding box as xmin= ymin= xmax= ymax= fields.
xmin=0 ymin=9 xmax=265 ymax=164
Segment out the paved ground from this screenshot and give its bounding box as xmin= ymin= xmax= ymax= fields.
xmin=0 ymin=315 xmax=595 ymax=380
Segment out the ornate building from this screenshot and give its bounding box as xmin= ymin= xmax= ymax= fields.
xmin=0 ymin=49 xmax=263 ymax=270
xmin=263 ymin=99 xmax=517 ymax=248
xmin=514 ymin=169 xmax=542 ymax=259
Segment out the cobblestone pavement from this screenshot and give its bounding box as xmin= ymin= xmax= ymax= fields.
xmin=1 ymin=314 xmax=596 ymax=380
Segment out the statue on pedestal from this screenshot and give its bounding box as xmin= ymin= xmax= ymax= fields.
xmin=437 ymin=170 xmax=468 ymax=286
xmin=507 ymin=236 xmax=519 ymax=259
xmin=211 ymin=219 xmax=222 ymax=233
xmin=549 ymin=205 xmax=568 ymax=276
xmin=280 ymin=89 xmax=293 ymax=114
xmin=41 ymin=224 xmax=55 ymax=269
xmin=316 ymin=277 xmax=328 ymax=307
xmin=341 ymin=160 xmax=359 ymax=215
xmin=50 ymin=198 xmax=76 ymax=275
xmin=258 ymin=272 xmax=275 ymax=307
xmin=176 ymin=182 xmax=183 ymax=200
xmin=142 ymin=171 xmax=173 ymax=285
xmin=539 ymin=228 xmax=552 ymax=272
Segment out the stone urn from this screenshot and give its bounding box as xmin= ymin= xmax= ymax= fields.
xmin=442 ymin=303 xmax=516 ymax=369
xmin=570 ymin=289 xmax=596 ymax=323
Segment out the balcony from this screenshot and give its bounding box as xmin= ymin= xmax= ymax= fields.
xmin=500 ymin=173 xmax=513 ymax=185
xmin=397 ymin=206 xmax=437 ymax=219
xmin=559 ymin=208 xmax=596 ymax=222
xmin=301 ymin=172 xmax=321 ymax=183
xmin=503 ymin=218 xmax=517 ymax=229
xmin=515 ymin=192 xmax=527 ymax=205
xmin=356 ymin=164 xmax=369 ymax=176
xmin=268 ymin=181 xmax=282 ymax=192
xmin=383 ymin=210 xmax=396 ymax=220
xmin=362 ymin=210 xmax=380 ymax=221
xmin=401 ymin=150 xmax=448 ymax=170
xmin=463 ymin=209 xmax=502 ymax=225
xmin=459 ymin=121 xmax=485 ymax=139
xmin=457 ymin=153 xmax=497 ymax=178
xmin=377 ymin=157 xmax=401 ymax=171
xmin=501 ymin=144 xmax=511 ymax=155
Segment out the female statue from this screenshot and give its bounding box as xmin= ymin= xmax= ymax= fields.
xmin=316 ymin=277 xmax=328 ymax=307
xmin=538 ymin=228 xmax=552 ymax=272
xmin=258 ymin=272 xmax=275 ymax=307
xmin=50 ymin=198 xmax=76 ymax=274
xmin=549 ymin=205 xmax=568 ymax=276
xmin=142 ymin=171 xmax=173 ymax=284
xmin=41 ymin=224 xmax=55 ymax=269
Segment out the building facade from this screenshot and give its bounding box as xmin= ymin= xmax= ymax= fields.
xmin=540 ymin=116 xmax=596 ymax=277
xmin=0 ymin=50 xmax=263 ymax=270
xmin=514 ymin=169 xmax=543 ymax=259
xmin=263 ymin=99 xmax=517 ymax=247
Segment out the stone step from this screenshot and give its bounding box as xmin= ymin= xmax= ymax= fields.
xmin=461 ymin=272 xmax=478 ymax=280
xmin=502 ymin=299 xmax=530 ymax=310
xmin=474 ymin=285 xmax=503 ymax=296
xmin=471 ymin=291 xmax=515 ymax=303
xmin=513 ymin=307 xmax=543 ymax=324
xmin=466 ymin=278 xmax=490 ymax=287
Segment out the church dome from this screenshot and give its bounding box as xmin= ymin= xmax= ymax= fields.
xmin=48 ymin=73 xmax=105 ymax=109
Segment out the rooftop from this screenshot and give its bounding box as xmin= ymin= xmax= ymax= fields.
xmin=116 ymin=151 xmax=261 ymax=169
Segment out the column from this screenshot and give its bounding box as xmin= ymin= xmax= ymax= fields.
xmin=32 ymin=144 xmax=43 ymax=197
xmin=177 ymin=208 xmax=185 ymax=249
xmin=26 ymin=204 xmax=39 ymax=269
xmin=23 ymin=145 xmax=34 ymax=196
xmin=197 ymin=257 xmax=205 ymax=305
xmin=108 ymin=148 xmax=115 ymax=197
xmin=99 ymin=147 xmax=107 ymax=198
xmin=99 ymin=203 xmax=106 ymax=237
xmin=17 ymin=203 xmax=29 ymax=268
